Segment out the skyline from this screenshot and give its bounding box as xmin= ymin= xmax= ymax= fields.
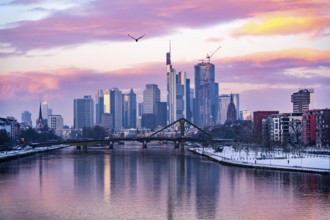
xmin=1 ymin=0 xmax=330 ymax=126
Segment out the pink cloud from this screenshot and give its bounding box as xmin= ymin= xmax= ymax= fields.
xmin=232 ymin=15 xmax=330 ymax=37
xmin=2 ymin=0 xmax=328 ymax=54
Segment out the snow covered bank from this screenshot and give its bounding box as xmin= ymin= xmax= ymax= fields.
xmin=0 ymin=145 xmax=69 ymax=162
xmin=189 ymin=146 xmax=330 ymax=175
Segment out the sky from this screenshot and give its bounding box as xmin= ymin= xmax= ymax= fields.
xmin=0 ymin=0 xmax=330 ymax=126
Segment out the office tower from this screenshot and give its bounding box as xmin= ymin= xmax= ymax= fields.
xmin=194 ymin=61 xmax=218 ymax=128
xmin=101 ymin=113 xmax=112 ymax=129
xmin=137 ymin=103 xmax=143 ymax=129
xmin=176 ymin=71 xmax=187 ymax=119
xmin=95 ymin=89 xmax=104 ymax=125
xmin=110 ymin=88 xmax=123 ymax=131
xmin=104 ymin=89 xmax=111 ymax=114
xmin=156 ymin=102 xmax=167 ymax=127
xmin=48 ymin=115 xmax=63 ymax=137
xmin=166 ymin=45 xmax=189 ymax=124
xmin=73 ymin=96 xmax=94 ymax=129
xmin=240 ymin=109 xmax=252 ymax=121
xmin=103 ymin=88 xmax=123 ymax=130
xmin=226 ymin=94 xmax=237 ymax=122
xmin=231 ymin=94 xmax=240 ymax=120
xmin=189 ymin=88 xmax=194 ymax=122
xmin=218 ymin=95 xmax=231 ymax=125
xmin=166 ymin=44 xmax=177 ymax=124
xmin=143 ymin=84 xmax=160 ymax=114
xmin=291 ymin=89 xmax=313 ymax=113
xmin=123 ymin=89 xmax=137 ymax=129
xmin=142 ymin=84 xmax=160 ymax=130
xmin=42 ymin=101 xmax=49 ymax=119
xmin=21 ymin=111 xmax=32 ymax=127
xmin=186 ymin=79 xmax=192 ymax=121
xmin=253 ymin=111 xmax=279 ymax=140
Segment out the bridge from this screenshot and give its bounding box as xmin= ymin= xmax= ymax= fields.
xmin=31 ymin=118 xmax=233 ymax=149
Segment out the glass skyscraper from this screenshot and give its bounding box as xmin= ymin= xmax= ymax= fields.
xmin=194 ymin=62 xmax=218 ymax=128
xmin=73 ymin=96 xmax=94 ymax=129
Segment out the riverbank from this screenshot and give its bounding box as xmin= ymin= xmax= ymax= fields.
xmin=188 ymin=146 xmax=330 ymax=175
xmin=0 ymin=145 xmax=69 ymax=162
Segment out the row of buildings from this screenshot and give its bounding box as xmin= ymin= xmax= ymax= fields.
xmin=253 ymin=89 xmax=330 ymax=147
xmin=73 ymin=45 xmax=242 ymax=131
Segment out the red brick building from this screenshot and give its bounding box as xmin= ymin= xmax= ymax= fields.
xmin=253 ymin=111 xmax=279 ymax=141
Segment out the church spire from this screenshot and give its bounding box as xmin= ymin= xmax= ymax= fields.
xmin=38 ymin=102 xmax=43 ymax=120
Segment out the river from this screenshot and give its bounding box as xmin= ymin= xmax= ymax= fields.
xmin=1 ymin=144 xmax=330 ymax=220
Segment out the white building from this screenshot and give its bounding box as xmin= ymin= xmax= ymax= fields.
xmin=263 ymin=113 xmax=303 ymax=145
xmin=48 ymin=115 xmax=63 ymax=137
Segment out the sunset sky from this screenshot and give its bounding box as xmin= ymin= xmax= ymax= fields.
xmin=1 ymin=0 xmax=330 ymax=126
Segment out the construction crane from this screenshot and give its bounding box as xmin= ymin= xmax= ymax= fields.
xmin=206 ymin=45 xmax=221 ymax=63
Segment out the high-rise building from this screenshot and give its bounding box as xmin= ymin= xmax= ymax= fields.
xmin=110 ymin=88 xmax=123 ymax=131
xmin=95 ymin=89 xmax=104 ymax=125
xmin=218 ymin=95 xmax=231 ymax=125
xmin=291 ymin=89 xmax=314 ymax=113
xmin=167 ymin=46 xmax=176 ymax=124
xmin=137 ymin=103 xmax=143 ymax=129
xmin=226 ymin=94 xmax=237 ymax=122
xmin=104 ymin=89 xmax=111 ymax=114
xmin=156 ymin=102 xmax=167 ymax=127
xmin=73 ymin=96 xmax=94 ymax=129
xmin=186 ymin=79 xmax=192 ymax=122
xmin=122 ymin=89 xmax=137 ymax=129
xmin=142 ymin=84 xmax=160 ymax=130
xmin=21 ymin=111 xmax=32 ymax=127
xmin=166 ymin=45 xmax=189 ymax=124
xmin=48 ymin=115 xmax=63 ymax=137
xmin=194 ymin=61 xmax=218 ymax=128
xmin=103 ymin=88 xmax=123 ymax=130
xmin=231 ymin=93 xmax=240 ymax=120
xmin=42 ymin=101 xmax=49 ymax=120
xmin=240 ymin=109 xmax=252 ymax=121
xmin=143 ymin=84 xmax=160 ymax=114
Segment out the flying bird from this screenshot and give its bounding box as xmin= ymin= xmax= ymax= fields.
xmin=128 ymin=34 xmax=145 ymax=42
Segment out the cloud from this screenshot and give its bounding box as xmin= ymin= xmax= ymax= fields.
xmin=0 ymin=65 xmax=167 ymax=101
xmin=283 ymin=66 xmax=330 ymax=79
xmin=232 ymin=15 xmax=330 ymax=37
xmin=1 ymin=0 xmax=328 ymax=54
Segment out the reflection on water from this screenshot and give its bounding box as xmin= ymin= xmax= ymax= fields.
xmin=0 ymin=144 xmax=330 ymax=220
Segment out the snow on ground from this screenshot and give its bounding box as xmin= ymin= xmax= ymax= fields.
xmin=0 ymin=145 xmax=69 ymax=160
xmin=190 ymin=146 xmax=330 ymax=172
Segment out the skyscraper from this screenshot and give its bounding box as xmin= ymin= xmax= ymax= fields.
xmin=167 ymin=44 xmax=177 ymax=124
xmin=194 ymin=61 xmax=218 ymax=127
xmin=95 ymin=89 xmax=104 ymax=125
xmin=166 ymin=45 xmax=189 ymax=124
xmin=218 ymin=94 xmax=231 ymax=125
xmin=142 ymin=84 xmax=160 ymax=130
xmin=21 ymin=111 xmax=32 ymax=127
xmin=291 ymin=89 xmax=314 ymax=113
xmin=123 ymin=88 xmax=137 ymax=129
xmin=73 ymin=96 xmax=94 ymax=129
xmin=110 ymin=88 xmax=123 ymax=131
